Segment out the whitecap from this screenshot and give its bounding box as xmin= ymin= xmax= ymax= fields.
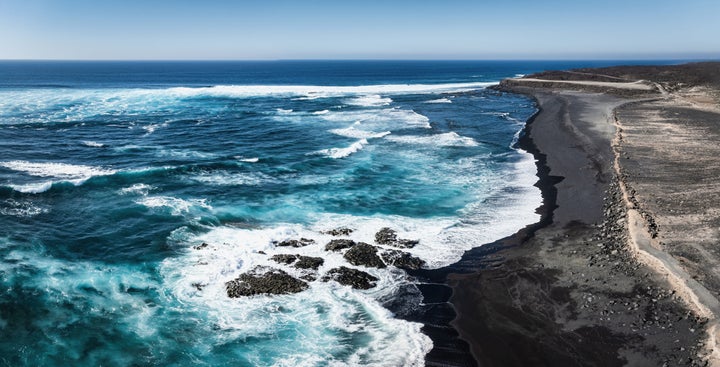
xmin=346 ymin=95 xmax=392 ymax=107
xmin=312 ymin=110 xmax=330 ymax=115
xmin=236 ymin=157 xmax=259 ymax=163
xmin=0 ymin=199 xmax=49 ymax=217
xmin=318 ymin=108 xmax=431 ymax=130
xmin=0 ymin=160 xmax=116 ymax=180
xmin=276 ymin=108 xmax=293 ymax=114
xmin=386 ymin=132 xmax=479 ymax=147
xmin=424 ymin=98 xmax=452 ymax=104
xmin=137 ymin=196 xmax=212 ymax=216
xmin=118 ymin=183 xmax=155 ymax=196
xmin=8 ymin=181 xmax=54 ymax=194
xmin=312 ymin=139 xmax=368 ymax=159
xmin=81 ymin=140 xmax=105 ymax=148
xmin=329 ymin=127 xmax=391 ymax=139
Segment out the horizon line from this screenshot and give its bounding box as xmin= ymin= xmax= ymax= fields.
xmin=1 ymin=57 xmax=718 ymax=62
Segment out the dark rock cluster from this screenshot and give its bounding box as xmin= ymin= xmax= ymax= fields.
xmin=270 ymin=254 xmax=325 ymax=270
xmin=219 ymin=227 xmax=425 ymax=297
xmin=225 ymin=266 xmax=309 ymax=297
xmin=322 ymin=227 xmax=354 ymax=236
xmin=322 ymin=266 xmax=379 ymax=290
xmin=344 ymin=243 xmax=386 ymax=268
xmin=374 ymin=227 xmax=419 ymax=248
xmin=325 ymin=239 xmax=357 ymax=251
xmin=380 ymin=249 xmax=426 ymax=270
xmin=275 ymin=238 xmax=315 ymax=247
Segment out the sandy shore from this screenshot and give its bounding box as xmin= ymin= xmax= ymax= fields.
xmin=423 ymin=62 xmax=720 ymax=366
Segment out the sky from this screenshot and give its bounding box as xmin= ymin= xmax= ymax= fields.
xmin=0 ymin=0 xmax=718 ymax=60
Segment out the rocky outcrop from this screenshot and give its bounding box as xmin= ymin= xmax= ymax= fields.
xmin=275 ymin=238 xmax=315 ymax=248
xmin=295 ymin=256 xmax=324 ymax=270
xmin=225 ymin=266 xmax=308 ymax=297
xmin=325 ymin=239 xmax=357 ymax=251
xmin=344 ymin=243 xmax=386 ymax=268
xmin=380 ymin=249 xmax=426 ymax=270
xmin=322 ymin=227 xmax=354 ymax=236
xmin=271 ymin=254 xmax=325 ymax=270
xmin=322 ymin=266 xmax=379 ymax=289
xmin=270 ymin=254 xmax=299 ymax=265
xmin=374 ymin=227 xmax=419 ymax=248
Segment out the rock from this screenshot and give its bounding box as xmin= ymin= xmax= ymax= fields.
xmin=322 ymin=227 xmax=354 ymax=236
xmin=271 ymin=254 xmax=299 ymax=265
xmin=380 ymin=249 xmax=426 ymax=270
xmin=225 ymin=266 xmax=308 ymax=297
xmin=374 ymin=227 xmax=419 ymax=248
xmin=193 ymin=242 xmax=209 ymax=250
xmin=375 ymin=227 xmax=398 ymax=245
xmin=295 ymin=256 xmax=324 ymax=270
xmin=270 ymin=254 xmax=324 ymax=270
xmin=322 ymin=266 xmax=379 ymax=289
xmin=325 ymin=239 xmax=357 ymax=251
xmin=276 ymin=238 xmax=315 ymax=248
xmin=344 ymin=243 xmax=386 ymax=268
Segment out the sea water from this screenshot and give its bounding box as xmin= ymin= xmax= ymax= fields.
xmin=0 ymin=60 xmax=667 ymax=366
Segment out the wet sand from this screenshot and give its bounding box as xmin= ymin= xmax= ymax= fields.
xmin=423 ymin=62 xmax=720 ymax=366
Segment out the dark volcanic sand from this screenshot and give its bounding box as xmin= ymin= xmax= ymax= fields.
xmin=413 ymin=63 xmax=720 ymax=367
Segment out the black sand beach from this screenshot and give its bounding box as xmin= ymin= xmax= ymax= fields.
xmin=416 ymin=62 xmax=720 ymax=366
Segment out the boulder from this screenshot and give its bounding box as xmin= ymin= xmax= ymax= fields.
xmin=276 ymin=238 xmax=315 ymax=248
xmin=294 ymin=256 xmax=324 ymax=270
xmin=325 ymin=239 xmax=357 ymax=251
xmin=322 ymin=227 xmax=354 ymax=236
xmin=322 ymin=266 xmax=379 ymax=289
xmin=374 ymin=227 xmax=419 ymax=248
xmin=344 ymin=243 xmax=386 ymax=268
xmin=381 ymin=249 xmax=426 ymax=270
xmin=225 ymin=266 xmax=308 ymax=297
xmin=271 ymin=254 xmax=299 ymax=265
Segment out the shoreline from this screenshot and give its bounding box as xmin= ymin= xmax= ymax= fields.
xmin=417 ymin=62 xmax=720 ymax=366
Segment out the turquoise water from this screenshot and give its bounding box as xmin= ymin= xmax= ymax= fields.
xmin=0 ymin=60 xmax=672 ymax=366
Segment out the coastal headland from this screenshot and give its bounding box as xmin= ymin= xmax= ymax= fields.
xmin=426 ymin=62 xmax=720 ymax=366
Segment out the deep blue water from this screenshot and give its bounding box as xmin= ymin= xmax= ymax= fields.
xmin=0 ymin=60 xmax=677 ymax=366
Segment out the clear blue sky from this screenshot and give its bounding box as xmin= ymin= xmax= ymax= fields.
xmin=0 ymin=0 xmax=718 ymax=60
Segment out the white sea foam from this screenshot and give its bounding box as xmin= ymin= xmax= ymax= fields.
xmin=158 ymin=225 xmax=432 ymax=366
xmin=318 ymin=108 xmax=431 ymax=129
xmin=0 ymin=160 xmax=116 ymax=180
xmin=424 ymin=98 xmax=452 ymax=104
xmin=312 ymin=110 xmax=330 ymax=115
xmin=81 ymin=140 xmax=105 ymax=148
xmin=386 ymin=132 xmax=479 ymax=147
xmin=0 ymin=199 xmax=49 ymax=217
xmin=119 ymin=183 xmax=155 ymax=196
xmin=166 ymin=82 xmax=494 ymax=99
xmin=1 ymin=161 xmax=116 ymax=193
xmin=8 ymin=181 xmax=54 ymax=194
xmin=155 ymin=149 xmax=217 ymax=160
xmin=137 ymin=196 xmax=212 ymax=216
xmin=276 ymin=108 xmax=293 ymax=114
xmin=346 ymin=95 xmax=392 ymax=107
xmin=0 ymin=241 xmax=161 ymax=340
xmin=236 ymin=157 xmax=260 ymax=163
xmin=329 ymin=126 xmax=391 ymax=139
xmin=188 ymin=171 xmax=273 ymax=186
xmin=313 ymin=139 xmax=368 ymax=159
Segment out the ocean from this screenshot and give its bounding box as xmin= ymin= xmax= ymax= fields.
xmin=0 ymin=60 xmax=674 ymax=366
